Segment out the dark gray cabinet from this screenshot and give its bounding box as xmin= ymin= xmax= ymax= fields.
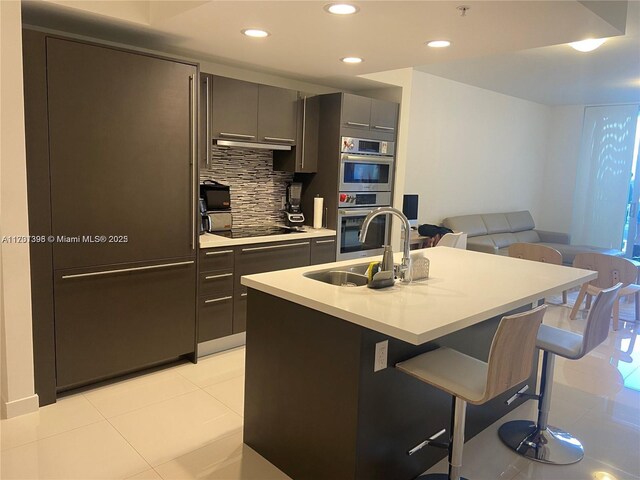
xmin=54 ymin=261 xmax=196 ymax=390
xmin=207 ymin=75 xmax=298 ymax=147
xmin=258 ymin=85 xmax=297 ymax=145
xmin=233 ymin=239 xmax=312 ymax=333
xmin=273 ymin=95 xmax=319 ymax=173
xmin=311 ymin=237 xmax=337 ymax=265
xmin=198 ymin=247 xmax=234 ymax=342
xmin=46 ymin=38 xmax=196 ymax=270
xmin=341 ymin=93 xmax=398 ymax=140
xmin=210 ymin=75 xmax=259 ymax=141
xmin=199 ymin=236 xmax=335 ymax=338
xmin=27 ymin=35 xmax=198 ymax=396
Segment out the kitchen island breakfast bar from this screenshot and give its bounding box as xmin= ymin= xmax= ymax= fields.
xmin=241 ymin=247 xmax=596 ymax=480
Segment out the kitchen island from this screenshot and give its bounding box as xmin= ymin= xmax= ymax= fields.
xmin=241 ymin=247 xmax=596 ymax=480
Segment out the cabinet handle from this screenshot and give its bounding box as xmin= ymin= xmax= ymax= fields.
xmin=205 ymin=76 xmax=211 ymax=168
xmin=205 ymin=249 xmax=233 ymax=256
xmin=346 ymin=121 xmax=369 ymax=128
xmin=263 ymin=136 xmax=295 ymax=143
xmin=315 ymin=239 xmax=335 ymax=244
xmin=61 ymin=261 xmax=194 ymax=279
xmin=373 ymin=125 xmax=394 ymax=131
xmin=189 ymin=74 xmax=197 ymax=251
xmin=219 ymin=132 xmax=256 ymax=139
xmin=204 ymin=295 xmax=233 ymax=304
xmin=205 ymin=273 xmax=233 ymax=280
xmin=241 ymin=241 xmax=310 ymax=253
xmin=301 ymin=97 xmax=306 ymax=170
xmin=240 ymin=292 xmax=248 ymax=297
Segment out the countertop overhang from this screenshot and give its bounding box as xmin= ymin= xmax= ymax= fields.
xmin=199 ymin=227 xmax=336 ymax=248
xmin=242 ymin=247 xmax=597 ymax=345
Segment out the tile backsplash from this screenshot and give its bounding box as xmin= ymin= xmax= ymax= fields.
xmin=200 ymin=146 xmax=294 ymax=228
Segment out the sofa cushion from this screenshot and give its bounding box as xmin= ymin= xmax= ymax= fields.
xmin=490 ymin=232 xmax=519 ymax=249
xmin=481 ymin=213 xmax=511 ymax=234
xmin=506 ymin=211 xmax=536 ymax=232
xmin=443 ymin=215 xmax=487 ymax=237
xmin=515 ymin=230 xmax=541 ymax=243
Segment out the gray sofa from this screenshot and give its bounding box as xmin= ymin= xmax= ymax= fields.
xmin=442 ymin=210 xmax=621 ymax=265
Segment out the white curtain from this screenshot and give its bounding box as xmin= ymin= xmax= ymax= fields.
xmin=571 ymin=105 xmax=639 ymax=249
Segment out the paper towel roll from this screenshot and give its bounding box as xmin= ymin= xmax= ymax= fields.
xmin=313 ymin=196 xmax=324 ymax=229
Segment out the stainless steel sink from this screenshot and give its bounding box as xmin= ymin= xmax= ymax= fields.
xmin=304 ymin=265 xmax=371 ymax=287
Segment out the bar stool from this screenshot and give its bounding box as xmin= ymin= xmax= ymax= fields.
xmin=498 ymin=283 xmax=621 ymax=465
xmin=396 ymin=305 xmax=547 ymax=480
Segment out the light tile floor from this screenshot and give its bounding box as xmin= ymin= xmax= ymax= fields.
xmin=1 ymin=291 xmax=638 ymax=480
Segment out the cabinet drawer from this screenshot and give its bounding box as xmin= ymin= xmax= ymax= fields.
xmin=198 ymin=271 xmax=233 ymax=296
xmin=235 ymin=240 xmax=310 ymax=276
xmin=311 ymin=237 xmax=337 ymax=265
xmin=199 ymin=248 xmax=234 ymax=272
xmin=198 ymin=294 xmax=233 ymax=342
xmin=54 ymin=260 xmax=196 ymax=390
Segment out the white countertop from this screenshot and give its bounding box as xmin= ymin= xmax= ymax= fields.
xmin=199 ymin=227 xmax=336 ymax=249
xmin=241 ymin=247 xmax=597 ymax=345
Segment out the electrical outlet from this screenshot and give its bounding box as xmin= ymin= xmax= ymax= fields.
xmin=374 ymin=340 xmax=388 ymax=372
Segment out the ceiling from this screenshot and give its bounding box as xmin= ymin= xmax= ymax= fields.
xmin=22 ymin=0 xmax=631 ymax=94
xmin=415 ymin=1 xmax=640 ymax=105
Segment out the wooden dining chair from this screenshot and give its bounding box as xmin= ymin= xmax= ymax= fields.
xmin=569 ymin=252 xmax=640 ymax=330
xmin=508 ymin=243 xmax=568 ymax=304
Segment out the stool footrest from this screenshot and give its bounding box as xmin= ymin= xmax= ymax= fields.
xmin=416 ymin=474 xmax=469 ymax=480
xmin=498 ymin=419 xmax=584 ymax=465
xmin=408 ymin=428 xmax=449 ymax=455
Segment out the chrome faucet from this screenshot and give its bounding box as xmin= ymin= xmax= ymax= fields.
xmin=359 ymin=207 xmax=412 ymax=283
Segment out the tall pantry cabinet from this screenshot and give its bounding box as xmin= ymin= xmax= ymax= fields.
xmin=23 ymin=31 xmax=199 ymax=403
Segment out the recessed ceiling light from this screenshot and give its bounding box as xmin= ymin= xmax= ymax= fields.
xmin=325 ymin=3 xmax=359 ymax=15
xmin=569 ymin=38 xmax=606 ymax=52
xmin=341 ymin=57 xmax=363 ymax=64
xmin=242 ymin=29 xmax=270 ymax=38
xmin=427 ymin=40 xmax=451 ymax=48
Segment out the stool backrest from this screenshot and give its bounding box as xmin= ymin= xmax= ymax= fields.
xmin=508 ymin=243 xmax=562 ymax=265
xmin=483 ymin=305 xmax=546 ymax=403
xmin=573 ymin=253 xmax=636 ymax=289
xmin=438 ymin=232 xmax=466 ymax=249
xmin=580 ymin=283 xmax=622 ymax=357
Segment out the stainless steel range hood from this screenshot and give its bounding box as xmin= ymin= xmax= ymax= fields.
xmin=215 ymin=139 xmax=292 ymax=151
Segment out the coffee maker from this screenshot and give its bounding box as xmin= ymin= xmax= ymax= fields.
xmin=285 ymin=182 xmax=305 ymax=229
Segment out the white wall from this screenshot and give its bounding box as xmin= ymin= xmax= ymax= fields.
xmin=537 ymin=105 xmax=585 ymax=233
xmin=0 ymin=0 xmax=39 ymax=418
xmin=403 ymin=70 xmax=551 ymax=226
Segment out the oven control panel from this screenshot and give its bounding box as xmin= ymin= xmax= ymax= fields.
xmin=338 ymin=191 xmax=391 ymax=208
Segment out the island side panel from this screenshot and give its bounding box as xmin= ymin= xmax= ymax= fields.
xmin=243 ymin=289 xmax=364 ymax=480
xmin=354 ymin=308 xmax=539 ymax=479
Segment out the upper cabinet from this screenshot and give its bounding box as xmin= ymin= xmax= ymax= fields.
xmin=341 ymin=94 xmax=372 ymax=130
xmin=273 ymin=95 xmax=320 ymax=173
xmin=206 ymin=74 xmax=297 ymax=147
xmin=341 ymin=93 xmax=398 ymax=141
xmin=257 ymin=85 xmax=298 ymax=144
xmin=210 ymin=75 xmax=259 ymax=141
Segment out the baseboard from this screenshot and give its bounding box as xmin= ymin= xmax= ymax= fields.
xmin=197 ymin=333 xmax=246 ymax=358
xmin=1 ymin=393 xmax=39 ymax=419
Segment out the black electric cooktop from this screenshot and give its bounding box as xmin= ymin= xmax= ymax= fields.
xmin=215 ymin=225 xmax=305 ymax=239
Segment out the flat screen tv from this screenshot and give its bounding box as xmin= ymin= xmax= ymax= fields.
xmin=402 ymin=194 xmax=419 ymax=228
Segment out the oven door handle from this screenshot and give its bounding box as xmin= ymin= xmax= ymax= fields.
xmin=339 ymin=208 xmax=387 ymax=217
xmin=341 ymin=154 xmax=394 ymax=163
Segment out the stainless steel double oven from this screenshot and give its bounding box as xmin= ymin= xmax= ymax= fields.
xmin=337 ymin=137 xmax=395 ymax=260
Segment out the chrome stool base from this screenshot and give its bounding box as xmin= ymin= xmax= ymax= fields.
xmin=498 ymin=419 xmax=584 ymax=465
